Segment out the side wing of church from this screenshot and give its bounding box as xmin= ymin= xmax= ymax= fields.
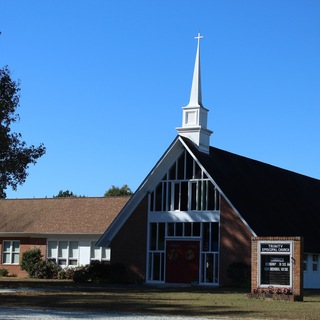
xmin=97 ymin=34 xmax=320 ymax=288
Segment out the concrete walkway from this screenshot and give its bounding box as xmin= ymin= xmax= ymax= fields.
xmin=0 ymin=308 xmax=215 ymax=320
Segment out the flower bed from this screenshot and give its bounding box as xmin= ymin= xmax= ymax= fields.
xmin=246 ymin=286 xmax=302 ymax=301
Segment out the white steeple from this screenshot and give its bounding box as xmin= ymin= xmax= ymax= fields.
xmin=176 ymin=33 xmax=212 ymax=154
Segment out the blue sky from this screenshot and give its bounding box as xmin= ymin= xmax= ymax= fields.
xmin=1 ymin=0 xmax=320 ymax=198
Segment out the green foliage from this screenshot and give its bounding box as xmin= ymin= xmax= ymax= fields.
xmin=0 ymin=268 xmax=9 ymax=277
xmin=54 ymin=190 xmax=76 ymax=198
xmin=58 ymin=266 xmax=76 ymax=280
xmin=73 ymin=261 xmax=126 ymax=284
xmin=104 ymin=184 xmax=133 ymax=197
xmin=32 ymin=260 xmax=60 ymax=279
xmin=0 ymin=66 xmax=46 ymax=198
xmin=20 ymin=248 xmax=43 ymax=277
xmin=53 ymin=190 xmax=86 ymax=197
xmin=20 ymin=248 xmax=60 ymax=279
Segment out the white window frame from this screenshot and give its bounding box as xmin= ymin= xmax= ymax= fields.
xmin=47 ymin=240 xmax=79 ymax=267
xmin=258 ymin=240 xmax=293 ymax=288
xmin=90 ymin=241 xmax=111 ymax=261
xmin=2 ymin=240 xmax=20 ymax=265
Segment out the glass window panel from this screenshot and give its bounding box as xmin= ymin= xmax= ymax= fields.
xmin=160 ymin=252 xmax=165 ymax=281
xmin=177 ymin=153 xmax=185 ymax=180
xmin=69 ymin=260 xmax=78 ymax=266
xmin=91 ymin=242 xmax=100 ymax=259
xmin=191 ymin=182 xmax=197 ymax=210
xmin=202 ymin=181 xmax=207 ymax=210
xmin=168 ymin=183 xmax=172 ymax=210
xmin=185 ymin=152 xmax=193 ymax=179
xmin=12 ymin=241 xmax=20 ymax=253
xmin=313 ymin=255 xmax=318 ymax=262
xmin=167 ymin=223 xmax=174 ymax=237
xmin=194 ymin=162 xmax=201 ymax=179
xmin=169 ymin=162 xmax=176 ymax=180
xmin=313 ymin=264 xmax=317 ymax=271
xmin=197 ymin=181 xmax=202 ymax=210
xmin=48 ymin=241 xmax=57 ymax=258
xmin=102 ymin=248 xmax=111 ymax=260
xmin=211 ymin=223 xmax=219 ymax=252
xmin=153 ymin=253 xmax=161 ymax=281
xmin=12 ymin=253 xmax=19 ymax=264
xmin=149 ymin=191 xmax=154 ymax=212
xmin=174 ymin=183 xmax=180 ymax=210
xmin=3 ymin=253 xmax=10 ymax=264
xmin=202 ymin=223 xmax=210 ymax=251
xmin=3 ymin=241 xmax=10 ymax=252
xmin=180 ymin=182 xmax=188 ymax=211
xmin=176 ymin=223 xmax=183 ymax=236
xmin=150 ymin=223 xmax=157 ymax=250
xmin=162 ymin=183 xmax=167 ymax=211
xmin=58 ymin=241 xmax=68 ymax=258
xmin=58 ymin=259 xmax=67 ymax=266
xmin=208 ymin=182 xmax=215 ymax=210
xmin=184 ymin=223 xmax=191 ymax=237
xmin=193 ymin=222 xmax=201 ymax=237
xmin=158 ymin=223 xmax=165 ymax=250
xmin=155 ymin=183 xmax=162 ymax=211
xmin=205 ymin=253 xmax=214 ymax=283
xmin=69 ymin=241 xmax=78 ymax=258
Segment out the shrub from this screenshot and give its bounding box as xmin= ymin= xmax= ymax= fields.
xmin=33 ymin=260 xmax=60 ymax=279
xmin=73 ymin=261 xmax=126 ymax=283
xmin=58 ymin=266 xmax=76 ymax=280
xmin=21 ymin=248 xmax=61 ymax=279
xmin=20 ymin=248 xmax=43 ymax=278
xmin=73 ymin=266 xmax=90 ymax=283
xmin=0 ymin=268 xmax=9 ymax=277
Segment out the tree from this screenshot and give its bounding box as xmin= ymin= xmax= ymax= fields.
xmin=54 ymin=190 xmax=76 ymax=198
xmin=0 ymin=66 xmax=46 ymax=198
xmin=104 ymin=184 xmax=133 ymax=197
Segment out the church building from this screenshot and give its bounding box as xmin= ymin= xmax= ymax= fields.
xmin=97 ymin=34 xmax=320 ymax=288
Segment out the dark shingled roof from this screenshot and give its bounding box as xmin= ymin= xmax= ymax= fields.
xmin=182 ymin=137 xmax=320 ymax=253
xmin=0 ymin=197 xmax=130 ymax=234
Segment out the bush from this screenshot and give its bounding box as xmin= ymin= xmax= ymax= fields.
xmin=227 ymin=262 xmax=251 ymax=288
xmin=73 ymin=261 xmax=126 ymax=284
xmin=73 ymin=266 xmax=90 ymax=283
xmin=20 ymin=248 xmax=43 ymax=278
xmin=58 ymin=266 xmax=76 ymax=280
xmin=33 ymin=260 xmax=60 ymax=279
xmin=21 ymin=248 xmax=61 ymax=279
xmin=0 ymin=268 xmax=9 ymax=277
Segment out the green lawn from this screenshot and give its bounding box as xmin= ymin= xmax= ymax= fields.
xmin=0 ymin=279 xmax=320 ymax=319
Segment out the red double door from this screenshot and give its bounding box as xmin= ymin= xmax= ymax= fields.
xmin=165 ymin=240 xmax=200 ymax=284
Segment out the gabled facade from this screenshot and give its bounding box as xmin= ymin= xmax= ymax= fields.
xmin=98 ymin=35 xmax=320 ymax=288
xmin=0 ymin=197 xmax=129 ymax=277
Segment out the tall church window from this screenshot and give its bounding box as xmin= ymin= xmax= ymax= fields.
xmin=149 ymin=150 xmax=220 ymax=212
xmin=148 ymin=223 xmax=165 ymax=282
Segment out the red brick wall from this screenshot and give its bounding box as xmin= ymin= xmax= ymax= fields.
xmin=110 ymin=196 xmax=148 ymax=283
xmin=251 ymin=237 xmax=303 ymax=300
xmin=219 ymin=197 xmax=253 ymax=286
xmin=0 ymin=237 xmax=47 ymax=278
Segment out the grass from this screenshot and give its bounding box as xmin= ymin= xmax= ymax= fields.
xmin=0 ymin=279 xmax=320 ymax=319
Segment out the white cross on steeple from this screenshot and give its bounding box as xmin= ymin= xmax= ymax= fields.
xmin=176 ymin=33 xmax=212 ymax=154
xmin=195 ymin=33 xmax=203 ymax=42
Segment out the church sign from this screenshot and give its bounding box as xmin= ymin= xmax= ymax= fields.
xmin=259 ymin=242 xmax=292 ymax=286
xmin=250 ymin=237 xmax=303 ymax=301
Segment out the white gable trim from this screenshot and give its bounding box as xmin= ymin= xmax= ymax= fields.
xmin=179 ymin=137 xmax=257 ymax=237
xmin=97 ymin=137 xmax=186 ymax=246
